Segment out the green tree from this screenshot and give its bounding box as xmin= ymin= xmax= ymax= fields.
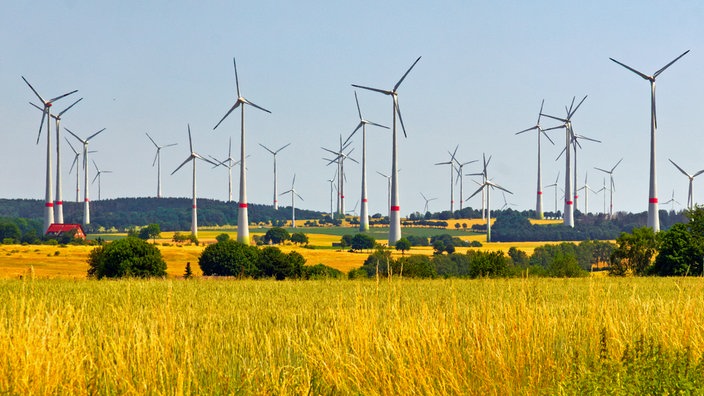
xmin=199 ymin=240 xmax=259 ymax=277
xmin=263 ymin=227 xmax=290 ymax=245
xmin=138 ymin=223 xmax=161 ymax=242
xmin=351 ymin=233 xmax=376 ymax=252
xmin=258 ymin=246 xmax=293 ymax=280
xmin=340 ymin=234 xmax=354 ymax=249
xmin=610 ymin=227 xmax=658 ymax=276
xmin=0 ymin=221 xmax=21 ymax=243
xmin=433 ymin=240 xmax=446 ymax=255
xmin=397 ymin=255 xmax=436 ymax=278
xmin=184 ymin=262 xmax=193 ymax=279
xmin=395 ymin=237 xmax=411 ymax=255
xmin=290 ymin=232 xmax=309 ymax=246
xmin=215 ymin=233 xmax=230 ymax=243
xmin=87 ymin=237 xmax=167 ymax=279
xmin=508 ymin=247 xmax=529 ymax=267
xmin=651 ymin=223 xmax=703 ymax=276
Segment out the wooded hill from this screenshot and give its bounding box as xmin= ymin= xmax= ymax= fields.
xmin=0 ymin=198 xmax=326 ymax=232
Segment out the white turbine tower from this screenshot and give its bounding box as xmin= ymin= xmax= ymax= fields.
xmin=352 ymin=56 xmax=421 ymax=245
xmin=22 ymin=77 xmax=78 ymax=232
xmin=209 ymin=138 xmax=246 ymax=203
xmin=91 ymin=160 xmax=112 ymax=201
xmin=322 ymin=137 xmax=357 ymax=215
xmin=259 ymin=142 xmax=291 ymax=210
xmin=577 ymin=173 xmax=596 ymax=214
xmin=541 ymin=95 xmax=588 ymax=228
xmin=610 ymin=50 xmax=689 ymax=232
xmin=435 ymin=145 xmax=459 ymax=213
xmin=66 ymin=139 xmax=81 ymax=203
xmin=466 ymin=163 xmax=512 ymax=243
xmin=662 ymin=189 xmax=681 ymax=213
xmin=30 ymin=97 xmax=83 ymax=224
xmin=544 ymin=172 xmax=560 ymax=216
xmin=65 ymin=127 xmax=105 ymax=226
xmin=280 ymin=175 xmax=303 ymax=228
xmin=344 ymin=91 xmax=389 ymax=232
xmin=452 ymin=155 xmax=477 ymax=212
xmin=467 ymin=154 xmax=492 ymax=220
xmin=327 ymin=173 xmax=337 ymax=219
xmin=377 ymin=171 xmax=391 ymax=218
xmin=213 ymin=57 xmax=271 ymax=245
xmin=595 ymin=158 xmax=623 ymax=218
xmin=420 ymin=192 xmax=437 ymax=214
xmin=171 ymin=125 xmax=217 ymax=238
xmin=668 ymin=159 xmax=704 ymax=210
xmin=516 ymin=99 xmax=556 ymax=219
xmin=146 ymin=133 xmax=177 ymax=198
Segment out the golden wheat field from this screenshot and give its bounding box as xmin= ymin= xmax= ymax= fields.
xmin=1 ymin=277 xmax=703 ymax=394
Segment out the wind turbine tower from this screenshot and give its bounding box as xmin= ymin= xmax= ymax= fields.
xmin=146 ymin=133 xmax=177 ymax=198
xmin=280 ymin=175 xmax=303 ymax=228
xmin=352 ymin=56 xmax=421 ymax=245
xmin=260 ymin=142 xmax=291 ymax=210
xmin=610 ymin=50 xmax=689 ymax=232
xmin=668 ymin=159 xmax=704 ymax=210
xmin=595 ymin=158 xmax=623 ymax=218
xmin=435 ymin=145 xmax=459 ymax=213
xmin=22 ymin=77 xmax=77 ymax=231
xmin=213 ymin=57 xmax=271 ymax=245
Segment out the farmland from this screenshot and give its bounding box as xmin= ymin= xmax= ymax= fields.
xmin=1 ymin=277 xmax=703 ymax=394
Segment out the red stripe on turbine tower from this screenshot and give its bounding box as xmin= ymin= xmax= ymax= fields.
xmin=391 ymin=206 xmax=400 ymax=211
xmin=84 ymin=198 xmax=90 ymax=202
xmin=192 ymin=205 xmax=197 ymax=209
xmin=649 ymin=198 xmax=658 ymax=203
xmin=56 ymin=201 xmax=63 ymax=205
xmin=362 ymin=198 xmax=368 ymax=202
xmin=239 ymin=203 xmax=248 ymax=208
xmin=537 ymin=191 xmax=543 ymax=195
xmin=567 ymin=201 xmax=573 ymax=205
xmin=45 ymin=202 xmax=53 ymax=207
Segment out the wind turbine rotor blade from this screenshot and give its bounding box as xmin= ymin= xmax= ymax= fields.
xmin=86 ymin=128 xmax=106 ymax=141
xmin=537 ymin=99 xmax=545 ymax=125
xmin=58 ymin=97 xmax=83 ymax=116
xmin=555 ymin=146 xmax=566 ymax=161
xmin=280 ymin=189 xmax=293 ymax=196
xmin=92 ymin=173 xmax=100 ymax=184
xmin=259 ymin=143 xmax=275 ymax=154
xmin=243 ymin=98 xmax=271 ymax=114
xmin=366 ymin=120 xmax=389 ymax=129
xmin=594 ymin=167 xmax=610 ymax=174
xmin=652 ymin=93 xmax=657 ymax=129
xmin=393 ymin=56 xmax=422 ymax=91
xmin=152 ymin=152 xmax=159 ymax=167
xmin=541 ymin=113 xmax=568 ymax=123
xmin=213 ymin=102 xmax=241 ymax=130
xmin=347 ymin=156 xmax=359 ymax=164
xmin=29 ymin=102 xmax=44 ymax=112
xmin=295 ymin=193 xmax=303 ymax=201
xmin=575 ymin=134 xmax=601 ymax=143
xmin=171 ymin=157 xmax=192 ymax=175
xmin=47 ymin=90 xmax=78 ymax=104
xmin=569 ymin=95 xmax=588 ymax=118
xmin=233 ymin=57 xmax=241 ymax=97
xmin=163 ymin=143 xmax=178 ymax=148
xmin=420 ymin=192 xmax=428 ymax=200
xmin=653 ymin=50 xmax=690 ymax=78
xmin=351 ymin=84 xmax=392 ymax=96
xmin=146 ymin=132 xmax=158 ymax=147
xmin=516 ymin=126 xmax=538 ymax=135
xmin=345 ymin=123 xmax=363 ymax=146
xmin=611 ymin=158 xmax=624 ymax=172
xmin=199 ymin=155 xmax=220 ymax=167
xmin=466 ymin=184 xmax=486 ymax=201
xmin=69 ymin=157 xmax=78 ymax=174
xmin=669 ymin=159 xmax=690 ymax=177
xmin=35 ymin=109 xmax=46 ymax=145
xmin=541 ymin=130 xmax=555 ymax=145
xmin=692 ymin=169 xmax=704 ymax=178
xmin=292 ymin=174 xmax=296 ymax=187
xmin=321 ymin=147 xmax=339 ymax=156
xmin=187 ymin=124 xmax=193 ymax=153
xmin=609 ymin=57 xmax=650 ymax=80
xmin=395 ymin=97 xmax=408 ymax=138
xmin=276 ymin=143 xmax=291 ymax=153
xmin=543 ymin=125 xmax=566 ymax=132
xmin=354 ymin=91 xmax=363 ymax=120
xmin=64 ymin=128 xmax=84 ymax=143
xmin=377 ymin=171 xmax=388 ymax=178
xmin=92 ymin=160 xmax=100 ymax=172
xmin=488 ymin=181 xmax=512 ymax=194
xmin=21 ymin=76 xmax=45 ymax=103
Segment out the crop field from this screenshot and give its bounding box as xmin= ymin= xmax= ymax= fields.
xmin=1 ymin=277 xmax=703 ymax=394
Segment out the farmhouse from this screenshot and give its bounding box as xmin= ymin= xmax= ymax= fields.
xmin=46 ymin=224 xmax=86 ymax=240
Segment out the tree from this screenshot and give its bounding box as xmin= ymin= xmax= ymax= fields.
xmin=508 ymin=247 xmax=529 ymax=267
xmin=397 ymin=255 xmax=436 ymax=278
xmin=433 ymin=240 xmax=446 ymax=255
xmin=351 ymin=233 xmax=376 ymax=252
xmin=87 ymin=237 xmax=167 ymax=279
xmin=184 ymin=262 xmax=193 ymax=279
xmin=340 ymin=234 xmax=354 ymax=249
xmin=651 ymin=223 xmax=703 ymax=276
xmin=216 ymin=233 xmax=230 ymax=243
xmin=444 ymin=244 xmax=456 ymax=254
xmin=138 ymin=223 xmax=161 ymax=242
xmin=263 ymin=227 xmax=290 ymax=245
xmin=610 ymin=227 xmax=658 ymax=276
xmin=290 ymin=232 xmax=309 ymax=246
xmin=199 ymin=240 xmax=259 ymax=277
xmin=258 ymin=246 xmax=293 ymax=280
xmin=395 ymin=237 xmax=411 ymax=255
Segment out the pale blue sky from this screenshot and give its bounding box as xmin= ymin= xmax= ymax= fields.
xmin=2 ymin=1 xmax=703 ymax=217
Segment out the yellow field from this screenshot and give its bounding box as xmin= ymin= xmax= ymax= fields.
xmin=1 ymin=277 xmax=703 ymax=394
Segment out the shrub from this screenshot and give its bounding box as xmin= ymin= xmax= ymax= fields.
xmin=348 ymin=268 xmax=369 ymax=279
xmin=87 ymin=237 xmax=167 ymax=279
xmin=304 ymin=264 xmax=344 ymax=279
xmin=263 ymin=227 xmax=290 ymax=245
xmin=199 ymin=240 xmax=259 ymax=277
xmin=216 ymin=233 xmax=231 ymax=243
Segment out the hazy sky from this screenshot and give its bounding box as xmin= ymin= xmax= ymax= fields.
xmin=2 ymin=1 xmax=704 ymax=218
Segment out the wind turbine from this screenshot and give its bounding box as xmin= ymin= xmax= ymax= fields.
xmin=22 ymin=77 xmax=78 ymax=231
xmin=662 ymin=189 xmax=681 ymax=213
xmin=65 ymin=127 xmax=106 ymax=226
xmin=668 ymin=159 xmax=704 ymax=210
xmin=466 ymin=162 xmax=512 ymax=242
xmin=577 ymin=173 xmax=596 ymax=214
xmin=30 ymin=97 xmax=82 ymax=224
xmin=435 ymin=145 xmax=459 ymax=213
xmin=610 ymin=50 xmax=690 ymax=232
xmin=322 ymin=136 xmax=358 ymax=215
xmin=213 ymin=57 xmax=271 ymax=244
xmin=66 ymin=139 xmax=81 ymax=203
xmin=467 ymin=153 xmax=492 ymax=220
xmin=146 ymin=132 xmax=177 ymax=198
xmin=516 ymin=99 xmax=556 ymax=219
xmin=326 ymin=172 xmax=337 ymax=219
xmin=544 ymin=172 xmax=560 ymax=216
xmin=352 ymin=56 xmax=421 ymax=245
xmin=541 ymin=95 xmax=588 ymax=228
xmin=344 ymin=91 xmax=389 ymax=232
xmin=91 ymin=160 xmax=112 ymax=201
xmin=595 ymin=158 xmax=623 ymax=218
xmin=377 ymin=171 xmax=391 ymax=217
xmin=280 ymin=174 xmax=303 ymax=228
xmin=259 ymin=142 xmax=291 ymax=210
xmin=209 ymin=138 xmax=244 ymax=203
xmin=346 ymin=200 xmax=360 ymax=217
xmin=452 ymin=155 xmax=478 ymax=212
xmin=420 ymin=192 xmax=437 ymax=214
xmin=500 ymin=192 xmax=518 ymax=210
xmin=171 ymin=125 xmax=217 ymax=237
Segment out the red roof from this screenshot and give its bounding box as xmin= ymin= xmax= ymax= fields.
xmin=46 ymin=223 xmax=86 ymax=239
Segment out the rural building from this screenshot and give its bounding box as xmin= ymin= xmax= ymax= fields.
xmin=46 ymin=224 xmax=86 ymax=240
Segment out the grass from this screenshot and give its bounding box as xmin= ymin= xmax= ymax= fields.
xmin=1 ymin=277 xmax=703 ymax=394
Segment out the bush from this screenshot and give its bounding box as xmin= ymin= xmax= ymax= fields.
xmin=304 ymin=264 xmax=344 ymax=279
xmin=348 ymin=268 xmax=369 ymax=279
xmin=397 ymin=255 xmax=436 ymax=278
xmin=291 ymin=232 xmax=309 ymax=246
xmin=263 ymin=227 xmax=290 ymax=245
xmin=199 ymin=240 xmax=260 ymax=277
xmin=216 ymin=233 xmax=231 ymax=243
xmin=87 ymin=237 xmax=167 ymax=279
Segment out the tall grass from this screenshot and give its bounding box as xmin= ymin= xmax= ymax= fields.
xmin=1 ymin=277 xmax=703 ymax=394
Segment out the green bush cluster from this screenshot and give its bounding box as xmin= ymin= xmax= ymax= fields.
xmin=87 ymin=237 xmax=167 ymax=279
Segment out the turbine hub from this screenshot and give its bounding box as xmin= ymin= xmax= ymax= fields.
xmin=46 ymin=102 xmax=52 ymax=108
